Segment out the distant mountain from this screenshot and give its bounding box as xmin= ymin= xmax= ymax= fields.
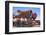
xmin=35 ymin=15 xmax=40 ymax=20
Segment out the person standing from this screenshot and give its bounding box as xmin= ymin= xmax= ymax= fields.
xmin=32 ymin=13 xmax=37 ymax=20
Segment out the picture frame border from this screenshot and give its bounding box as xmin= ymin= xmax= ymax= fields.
xmin=5 ymin=1 xmax=45 ymax=34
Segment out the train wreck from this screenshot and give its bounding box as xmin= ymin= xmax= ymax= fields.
xmin=13 ymin=10 xmax=40 ymax=27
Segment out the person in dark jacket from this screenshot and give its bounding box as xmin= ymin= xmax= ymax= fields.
xmin=32 ymin=13 xmax=37 ymax=20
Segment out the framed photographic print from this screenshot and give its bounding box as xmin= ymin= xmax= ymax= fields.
xmin=5 ymin=1 xmax=45 ymax=34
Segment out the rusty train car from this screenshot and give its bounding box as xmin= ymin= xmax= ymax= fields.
xmin=13 ymin=10 xmax=32 ymax=18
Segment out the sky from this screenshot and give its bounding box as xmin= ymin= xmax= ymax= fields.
xmin=13 ymin=7 xmax=40 ymax=17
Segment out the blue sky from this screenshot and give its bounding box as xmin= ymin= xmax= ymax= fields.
xmin=13 ymin=7 xmax=40 ymax=16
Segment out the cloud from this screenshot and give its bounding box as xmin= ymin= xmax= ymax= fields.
xmin=14 ymin=12 xmax=20 ymax=16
